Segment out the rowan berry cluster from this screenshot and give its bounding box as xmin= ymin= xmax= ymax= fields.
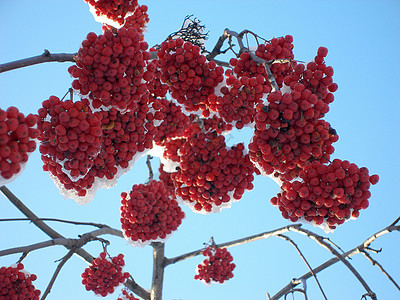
xmin=157 ymin=38 xmax=224 ymax=115
xmin=84 ymin=0 xmax=139 ymax=26
xmin=0 ymin=263 xmax=41 ymax=300
xmin=81 ymin=252 xmax=130 ymax=297
xmin=117 ymin=288 xmax=140 ymax=300
xmin=271 ymin=159 xmax=379 ymax=229
xmin=0 ymin=107 xmax=38 ymax=183
xmin=37 ymin=96 xmax=103 ymax=179
xmin=120 ymin=180 xmax=185 ymax=246
xmin=194 ymin=247 xmax=236 ymax=284
xmin=69 ymin=25 xmax=153 ymax=111
xmin=170 ymin=131 xmax=255 ymax=213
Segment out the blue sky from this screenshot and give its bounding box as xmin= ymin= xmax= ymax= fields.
xmin=1 ymin=1 xmax=399 ymax=299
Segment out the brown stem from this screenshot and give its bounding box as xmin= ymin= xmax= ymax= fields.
xmin=146 ymin=155 xmax=154 ymax=182
xmin=0 ymin=186 xmax=150 ymax=300
xmin=150 ymin=242 xmax=165 ymax=300
xmin=0 ymin=50 xmax=75 ymax=73
xmin=0 ymin=218 xmax=108 ymax=228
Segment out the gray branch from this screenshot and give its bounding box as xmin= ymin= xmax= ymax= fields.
xmin=0 ymin=50 xmax=75 ymax=73
xmin=150 ymin=242 xmax=166 ymax=300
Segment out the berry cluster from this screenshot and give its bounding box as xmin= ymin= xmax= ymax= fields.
xmin=271 ymin=159 xmax=379 ymax=229
xmin=157 ymin=38 xmax=224 ymax=115
xmin=124 ymin=5 xmax=149 ymax=37
xmin=37 ymin=96 xmax=103 ymax=182
xmin=0 ymin=107 xmax=38 ymax=183
xmin=120 ymin=180 xmax=185 ymax=246
xmin=0 ymin=263 xmax=41 ymax=300
xmin=255 ymin=35 xmax=295 ymax=88
xmin=81 ymin=252 xmax=130 ymax=297
xmin=171 ymin=131 xmax=255 ymax=213
xmin=117 ymin=288 xmax=139 ymax=300
xmin=84 ymin=0 xmax=138 ymax=26
xmin=158 ymin=163 xmax=176 ymax=195
xmin=69 ymin=26 xmax=152 ymax=111
xmin=283 ymin=47 xmax=337 ymax=106
xmin=249 ymin=89 xmax=338 ymax=175
xmin=194 ymin=247 xmax=236 ymax=284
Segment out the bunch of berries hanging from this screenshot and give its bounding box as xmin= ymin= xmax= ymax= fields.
xmin=81 ymin=252 xmax=130 ymax=297
xmin=194 ymin=247 xmax=236 ymax=285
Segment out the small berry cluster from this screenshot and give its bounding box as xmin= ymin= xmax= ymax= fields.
xmin=157 ymin=38 xmax=224 ymax=115
xmin=84 ymin=0 xmax=138 ymax=26
xmin=69 ymin=26 xmax=153 ymax=111
xmin=0 ymin=107 xmax=38 ymax=182
xmin=158 ymin=164 xmax=175 ymax=195
xmin=255 ymin=35 xmax=295 ymax=88
xmin=271 ymin=159 xmax=379 ymax=229
xmin=0 ymin=263 xmax=41 ymax=300
xmin=37 ymin=96 xmax=103 ymax=182
xmin=194 ymin=247 xmax=236 ymax=284
xmin=124 ymin=5 xmax=149 ymax=36
xmin=117 ymin=288 xmax=140 ymax=300
xmin=171 ymin=131 xmax=255 ymax=213
xmin=81 ymin=252 xmax=130 ymax=297
xmin=120 ymin=180 xmax=185 ymax=245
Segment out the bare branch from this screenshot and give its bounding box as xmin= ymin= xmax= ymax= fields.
xmin=360 ymin=249 xmax=400 ymax=291
xmin=0 ymin=50 xmax=75 ymax=73
xmin=0 ymin=227 xmax=123 ymax=257
xmin=146 ymin=155 xmax=154 ymax=183
xmin=164 ymin=224 xmax=302 ymax=266
xmin=41 ymin=249 xmax=75 ymax=300
xmin=276 ymin=234 xmax=327 ymax=300
xmin=151 ymin=242 xmax=166 ymax=300
xmin=269 ymin=220 xmax=400 ymax=300
xmin=0 ymin=218 xmax=108 ymax=228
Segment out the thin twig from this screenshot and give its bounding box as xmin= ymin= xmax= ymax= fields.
xmin=146 ymin=155 xmax=154 ymax=182
xmin=41 ymin=249 xmax=75 ymax=300
xmin=277 ymin=234 xmax=328 ymax=300
xmin=360 ymin=249 xmax=400 ymax=291
xmin=0 ymin=218 xmax=108 ymax=228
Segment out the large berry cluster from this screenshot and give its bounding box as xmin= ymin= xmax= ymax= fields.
xmin=0 ymin=263 xmax=41 ymax=300
xmin=69 ymin=26 xmax=153 ymax=111
xmin=194 ymin=247 xmax=236 ymax=284
xmin=271 ymin=159 xmax=379 ymax=229
xmin=171 ymin=131 xmax=255 ymax=213
xmin=120 ymin=180 xmax=185 ymax=246
xmin=157 ymin=38 xmax=224 ymax=115
xmin=37 ymin=96 xmax=103 ymax=181
xmin=81 ymin=252 xmax=130 ymax=297
xmin=84 ymin=0 xmax=138 ymax=26
xmin=0 ymin=107 xmax=38 ymax=183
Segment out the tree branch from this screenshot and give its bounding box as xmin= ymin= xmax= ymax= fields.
xmin=0 ymin=217 xmax=109 ymax=228
xmin=360 ymin=249 xmax=400 ymax=291
xmin=0 ymin=185 xmax=150 ymax=300
xmin=164 ymin=224 xmax=302 ymax=266
xmin=0 ymin=50 xmax=75 ymax=73
xmin=276 ymin=234 xmax=327 ymax=300
xmin=269 ymin=220 xmax=400 ymax=300
xmin=0 ymin=227 xmax=123 ymax=257
xmin=41 ymin=249 xmax=75 ymax=300
xmin=151 ymin=242 xmax=165 ymax=300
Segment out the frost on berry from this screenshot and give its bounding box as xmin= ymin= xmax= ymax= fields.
xmin=194 ymin=247 xmax=236 ymax=285
xmin=0 ymin=263 xmax=41 ymax=300
xmin=0 ymin=106 xmax=38 ymax=185
xmin=271 ymin=159 xmax=378 ymax=231
xmin=120 ymin=180 xmax=185 ymax=246
xmin=81 ymin=252 xmax=130 ymax=297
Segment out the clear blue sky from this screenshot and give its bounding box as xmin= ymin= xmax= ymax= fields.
xmin=1 ymin=1 xmax=399 ymax=299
